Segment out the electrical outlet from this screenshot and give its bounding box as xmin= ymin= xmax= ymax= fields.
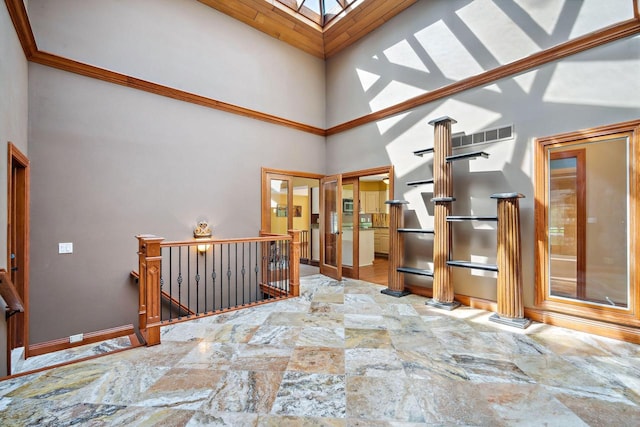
xmin=58 ymin=242 xmax=73 ymax=254
xmin=69 ymin=333 xmax=83 ymax=343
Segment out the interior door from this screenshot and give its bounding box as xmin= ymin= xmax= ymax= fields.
xmin=264 ymin=173 xmax=293 ymax=234
xmin=7 ymin=143 xmax=29 ymax=356
xmin=341 ymin=178 xmax=359 ymax=279
xmin=320 ymin=175 xmax=342 ymax=280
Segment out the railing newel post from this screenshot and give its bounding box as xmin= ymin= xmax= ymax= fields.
xmin=136 ymin=234 xmax=164 ymax=346
xmin=288 ymin=229 xmax=301 ymax=297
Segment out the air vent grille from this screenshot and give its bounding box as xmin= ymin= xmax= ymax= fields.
xmin=452 ymin=125 xmax=513 ymax=148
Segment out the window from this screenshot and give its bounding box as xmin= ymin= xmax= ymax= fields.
xmin=275 ymin=0 xmax=359 ymax=26
xmin=534 ymin=120 xmax=640 ymax=326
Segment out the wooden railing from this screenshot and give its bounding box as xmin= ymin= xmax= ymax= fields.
xmin=136 ymin=230 xmax=300 ymax=346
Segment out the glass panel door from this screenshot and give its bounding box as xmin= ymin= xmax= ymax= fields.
xmin=268 ymin=176 xmax=292 ymax=235
xmin=320 ymin=175 xmax=342 ymax=280
xmin=341 ymin=179 xmax=357 ymax=278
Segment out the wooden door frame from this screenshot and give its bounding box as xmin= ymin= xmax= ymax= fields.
xmin=342 ymin=165 xmax=394 ymax=280
xmin=534 ymin=120 xmax=640 ymax=329
xmin=341 ymin=177 xmax=360 ymax=279
xmin=261 ymin=166 xmax=394 ymax=280
xmin=261 ymin=168 xmax=323 ymax=233
xmin=320 ymin=174 xmax=343 ymax=280
xmin=7 ymin=142 xmax=30 ymax=359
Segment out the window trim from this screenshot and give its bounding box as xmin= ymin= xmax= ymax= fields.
xmin=534 ymin=120 xmax=640 ymax=327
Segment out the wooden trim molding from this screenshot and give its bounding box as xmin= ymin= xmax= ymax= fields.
xmin=5 ymin=0 xmax=640 ymax=138
xmin=405 ymin=284 xmax=640 ymax=344
xmin=4 ymin=0 xmax=36 ymax=58
xmin=525 ymin=308 xmax=640 ymax=344
xmin=27 ymin=324 xmax=136 ymax=357
xmin=534 ymin=119 xmax=640 ymax=333
xmin=3 ymin=331 xmax=142 ymax=380
xmin=29 ymin=51 xmax=325 ymax=136
xmin=326 ymin=18 xmax=640 ymax=136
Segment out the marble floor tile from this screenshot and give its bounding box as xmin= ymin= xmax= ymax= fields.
xmin=271 ymin=372 xmax=346 ymax=418
xmin=2 ymin=274 xmax=640 ymax=426
xmin=11 ymin=336 xmax=134 ymax=375
xmin=135 ymin=367 xmax=223 ymax=410
xmin=345 ymin=348 xmax=405 ymax=378
xmin=288 ymin=346 xmax=345 ymax=374
xmin=346 ymin=376 xmax=424 ymax=423
xmin=343 ymin=313 xmax=387 ymax=330
xmin=296 ymin=327 xmax=345 ymax=348
xmin=201 ymin=370 xmax=284 ymax=414
xmin=345 ymin=328 xmax=392 ymax=349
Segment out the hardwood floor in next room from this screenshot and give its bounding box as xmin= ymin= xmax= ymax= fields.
xmin=358 ymin=256 xmax=388 ymax=286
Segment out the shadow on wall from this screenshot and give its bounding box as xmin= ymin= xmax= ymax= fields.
xmin=326 ymin=0 xmax=638 ymax=301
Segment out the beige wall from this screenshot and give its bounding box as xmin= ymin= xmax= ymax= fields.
xmin=325 ymin=0 xmax=640 ymax=305
xmin=28 ymin=0 xmax=326 ymax=129
xmin=26 ymin=1 xmax=326 ymax=343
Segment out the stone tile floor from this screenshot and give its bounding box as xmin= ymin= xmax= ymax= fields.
xmin=1 ymin=274 xmax=639 ymax=426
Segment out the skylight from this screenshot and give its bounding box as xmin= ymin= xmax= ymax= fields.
xmin=275 ymin=0 xmax=360 ymax=27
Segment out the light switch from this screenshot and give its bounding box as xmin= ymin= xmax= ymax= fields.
xmin=58 ymin=242 xmax=73 ymax=254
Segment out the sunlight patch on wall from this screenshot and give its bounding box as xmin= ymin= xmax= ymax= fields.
xmin=385 ymin=116 xmax=434 ymax=178
xmin=457 ymin=0 xmax=539 ymax=66
xmin=402 ymin=187 xmax=434 ymax=229
xmin=569 ymin=0 xmax=634 ymax=39
xmin=469 ymin=197 xmax=498 ymax=230
xmin=513 ymin=69 xmax=538 ymax=94
xmin=543 ymin=60 xmax=640 ymax=108
xmin=382 ymin=39 xmax=429 ymax=73
xmin=414 ymin=19 xmax=484 ymax=80
xmin=384 ymin=99 xmax=502 ymax=181
xmin=470 ymin=254 xmax=497 ymax=278
xmin=514 ymin=0 xmax=565 ymax=36
xmin=356 ymin=68 xmax=381 ymax=92
xmin=434 ymin=99 xmax=503 ymax=138
xmin=483 ymin=84 xmax=502 ymax=93
xmin=369 ymin=81 xmax=427 ymax=112
xmin=376 ymin=112 xmax=411 ymax=135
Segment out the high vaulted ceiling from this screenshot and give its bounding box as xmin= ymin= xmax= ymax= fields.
xmin=198 ymin=0 xmax=417 ymax=58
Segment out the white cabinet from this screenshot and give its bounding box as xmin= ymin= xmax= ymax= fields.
xmin=374 ymin=228 xmax=389 ymax=254
xmin=360 ymin=190 xmax=389 ymax=213
xmin=361 ymin=191 xmax=380 ymax=213
xmin=359 ymin=229 xmax=375 ymax=266
xmin=379 ymin=190 xmax=389 ymax=213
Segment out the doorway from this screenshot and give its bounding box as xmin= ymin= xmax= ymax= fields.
xmin=261 ymin=168 xmax=322 ymax=269
xmin=7 ymin=143 xmax=30 ymax=361
xmin=261 ymin=166 xmax=393 ymax=284
xmin=343 ymin=167 xmax=393 ymax=286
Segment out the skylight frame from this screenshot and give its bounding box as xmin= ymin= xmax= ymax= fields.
xmin=274 ymin=0 xmax=358 ymax=27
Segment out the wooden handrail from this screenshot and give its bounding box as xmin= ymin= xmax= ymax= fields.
xmin=136 ymin=230 xmax=301 ymax=346
xmin=160 ymin=234 xmax=291 ymax=248
xmin=0 ymin=269 xmax=25 ymax=318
